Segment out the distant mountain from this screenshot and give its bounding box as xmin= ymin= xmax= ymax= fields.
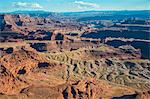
xmin=11 ymin=10 xmax=50 ymax=14
xmin=60 ymin=10 xmax=150 ymax=20
xmin=1 ymin=10 xmax=149 ymax=20
xmin=60 ymin=10 xmax=149 ymax=16
xmin=9 ymin=10 xmax=60 ymax=18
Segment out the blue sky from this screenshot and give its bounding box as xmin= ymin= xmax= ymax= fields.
xmin=0 ymin=0 xmax=149 ymax=12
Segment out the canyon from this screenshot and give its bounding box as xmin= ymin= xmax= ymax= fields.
xmin=0 ymin=11 xmax=150 ymax=99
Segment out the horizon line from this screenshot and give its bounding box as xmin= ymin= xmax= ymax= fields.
xmin=0 ymin=9 xmax=150 ymax=13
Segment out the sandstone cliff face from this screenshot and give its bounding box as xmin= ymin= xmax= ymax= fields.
xmin=1 ymin=49 xmax=45 ymax=76
xmin=112 ymin=91 xmax=150 ymax=99
xmin=0 ymin=65 xmax=27 ymax=95
xmin=0 ymin=14 xmax=83 ymax=34
xmin=135 ymin=91 xmax=150 ymax=99
xmin=0 ymin=14 xmax=150 ymax=99
xmin=0 ymin=45 xmax=149 ymax=99
xmin=0 ymin=14 xmax=17 ymax=31
xmin=0 ymin=14 xmax=85 ymax=43
xmin=0 ymin=48 xmax=47 ymax=95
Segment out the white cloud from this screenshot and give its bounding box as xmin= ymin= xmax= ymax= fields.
xmin=12 ymin=2 xmax=43 ymax=9
xmin=74 ymin=1 xmax=100 ymax=9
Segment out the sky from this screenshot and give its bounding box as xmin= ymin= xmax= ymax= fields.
xmin=0 ymin=0 xmax=149 ymax=12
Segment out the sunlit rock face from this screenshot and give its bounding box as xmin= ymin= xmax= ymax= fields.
xmin=0 ymin=11 xmax=150 ymax=98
